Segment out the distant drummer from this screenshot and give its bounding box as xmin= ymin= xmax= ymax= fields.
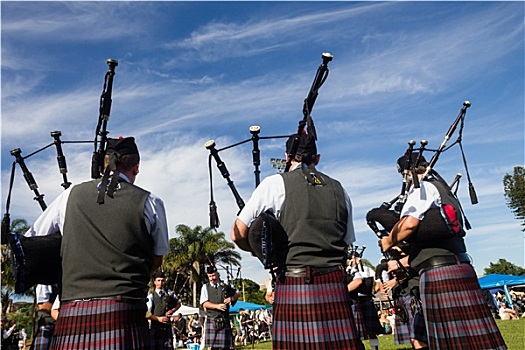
xmin=231 ymin=132 xmax=364 ymax=350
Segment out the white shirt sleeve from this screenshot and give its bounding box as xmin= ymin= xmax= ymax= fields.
xmin=25 ymin=187 xmax=72 ymax=237
xmin=401 ymin=180 xmax=440 ymax=220
xmin=144 ymin=193 xmax=170 ymax=256
xmin=146 ymin=293 xmax=154 ymax=312
xmin=51 ymin=296 xmax=60 ymax=311
xmin=237 ymin=174 xmax=286 ymax=226
xmin=35 ymin=284 xmax=56 ymax=304
xmin=199 ymin=285 xmax=208 ymax=306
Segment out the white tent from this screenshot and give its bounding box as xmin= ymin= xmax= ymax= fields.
xmin=176 ymin=304 xmax=204 ymax=316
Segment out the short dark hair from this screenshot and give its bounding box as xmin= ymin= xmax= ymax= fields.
xmin=116 ymin=154 xmax=139 ymax=172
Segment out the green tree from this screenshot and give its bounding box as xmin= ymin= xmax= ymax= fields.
xmin=232 ymin=278 xmax=266 ymax=305
xmin=503 ymin=166 xmax=525 ymax=231
xmin=163 ymin=225 xmax=241 ymax=307
xmin=484 ymin=258 xmax=525 ymax=276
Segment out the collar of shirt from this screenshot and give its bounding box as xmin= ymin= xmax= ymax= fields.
xmin=117 ymin=172 xmax=131 ymax=183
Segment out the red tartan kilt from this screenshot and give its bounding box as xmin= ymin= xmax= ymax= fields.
xmin=50 ymin=299 xmax=149 ymax=350
xmin=420 ymin=263 xmax=507 ymax=350
xmin=273 ymin=269 xmax=364 ymax=350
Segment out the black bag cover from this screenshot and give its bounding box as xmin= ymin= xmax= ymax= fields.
xmin=247 ymin=210 xmax=288 ymax=269
xmin=7 ymin=232 xmax=62 ymax=293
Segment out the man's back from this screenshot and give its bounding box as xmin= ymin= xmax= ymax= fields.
xmin=61 ymin=179 xmax=153 ymax=301
xmin=279 ymin=167 xmax=348 ymax=268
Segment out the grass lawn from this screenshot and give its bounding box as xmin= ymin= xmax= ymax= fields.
xmin=236 ymin=318 xmax=524 ymax=350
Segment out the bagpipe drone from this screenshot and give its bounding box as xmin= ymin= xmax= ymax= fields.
xmin=1 ymin=59 xmax=119 ymax=293
xmin=205 ymin=53 xmax=333 ymax=271
xmin=366 ymin=101 xmax=478 ymax=279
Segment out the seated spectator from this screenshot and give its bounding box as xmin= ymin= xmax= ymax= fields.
xmin=172 ymin=313 xmax=187 ymax=348
xmin=498 ymin=302 xmax=518 ymax=320
xmin=187 ymin=313 xmax=202 ymax=344
xmin=378 ymin=310 xmax=392 ymax=334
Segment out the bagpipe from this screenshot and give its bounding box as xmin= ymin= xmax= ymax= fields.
xmin=205 ymin=53 xmax=333 ymax=270
xmin=346 ymin=245 xmax=377 ymax=298
xmin=221 ymin=264 xmax=240 ymax=306
xmin=367 ymin=100 xmax=478 ymax=259
xmin=1 ymin=59 xmax=119 ymax=293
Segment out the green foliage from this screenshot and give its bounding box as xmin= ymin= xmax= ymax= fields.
xmin=232 ymin=278 xmax=266 ymax=305
xmin=162 ymin=225 xmax=241 ymax=306
xmin=484 ymin=258 xmax=525 ymax=276
xmin=6 ymin=302 xmax=34 ymax=338
xmin=503 ymin=166 xmax=525 ymax=231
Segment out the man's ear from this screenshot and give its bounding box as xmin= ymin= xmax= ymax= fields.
xmin=314 ymin=154 xmax=320 ymax=165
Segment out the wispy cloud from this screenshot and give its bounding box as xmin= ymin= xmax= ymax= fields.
xmin=2 ymin=2 xmax=523 ymax=284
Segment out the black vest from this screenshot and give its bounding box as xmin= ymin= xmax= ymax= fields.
xmin=152 ymin=291 xmax=169 ymax=316
xmin=407 ymin=178 xmax=467 ymax=269
xmin=205 ymin=282 xmax=229 ymax=319
xmin=61 ymin=179 xmax=153 ymax=301
xmin=279 ymin=167 xmax=348 ymax=268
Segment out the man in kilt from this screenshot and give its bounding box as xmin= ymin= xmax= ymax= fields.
xmin=380 ymin=153 xmax=507 ymax=350
xmin=147 ymin=271 xmax=182 ymax=349
xmin=199 ymin=265 xmax=240 ymax=350
xmin=382 ymin=254 xmax=428 ymax=349
xmin=231 ymin=133 xmax=364 ymax=350
xmin=346 ymin=251 xmax=383 ymax=350
xmin=26 ymin=136 xmax=170 ymax=350
xmin=29 ymin=284 xmax=58 ymax=350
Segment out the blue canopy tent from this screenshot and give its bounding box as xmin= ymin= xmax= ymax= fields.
xmin=230 ymin=301 xmax=266 ymax=314
xmin=478 ymin=274 xmax=525 ymax=308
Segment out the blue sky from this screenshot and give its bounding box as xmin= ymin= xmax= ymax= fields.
xmin=2 ymin=1 xmax=523 ymax=287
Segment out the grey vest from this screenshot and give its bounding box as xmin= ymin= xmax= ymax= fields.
xmin=279 ymin=167 xmax=348 ymax=268
xmin=205 ymin=282 xmax=229 ymax=319
xmin=152 ymin=291 xmax=169 ymax=316
xmin=61 ymin=179 xmax=153 ymax=301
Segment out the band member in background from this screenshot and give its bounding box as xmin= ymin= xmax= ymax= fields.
xmin=382 ymin=248 xmax=427 ymax=349
xmin=3 ymin=319 xmax=20 ymax=350
xmin=200 ymin=265 xmax=239 ymax=350
xmin=147 ymin=271 xmax=181 ymax=349
xmin=29 ymin=284 xmax=58 ymax=350
xmin=25 ymin=136 xmax=170 ymax=350
xmin=231 ymin=133 xmax=364 ymax=350
xmin=346 ymin=251 xmax=383 ymax=350
xmin=379 ymin=153 xmax=507 ymax=350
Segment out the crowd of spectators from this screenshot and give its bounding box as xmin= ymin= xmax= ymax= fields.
xmin=169 ymin=313 xmax=203 ymax=349
xmin=495 ymin=291 xmax=524 ymax=320
xmin=233 ymin=308 xmax=272 ymax=346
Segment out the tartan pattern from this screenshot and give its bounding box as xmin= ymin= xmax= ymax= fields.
xmin=394 ymin=294 xmax=427 ymax=345
xmin=350 ymin=303 xmax=367 ymax=340
xmin=203 ymin=316 xmax=233 ymax=349
xmin=420 ymin=263 xmax=507 ymax=350
xmin=357 ymin=299 xmax=383 ymax=337
xmin=273 ymin=269 xmax=365 ymax=350
xmin=149 ymin=324 xmax=173 ymax=349
xmin=49 ymin=299 xmax=149 ymax=350
xmin=30 ymin=324 xmax=54 ymax=350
